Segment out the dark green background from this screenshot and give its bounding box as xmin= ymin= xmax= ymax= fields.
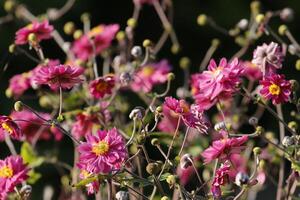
xmin=1 ymin=0 xmax=299 ymax=199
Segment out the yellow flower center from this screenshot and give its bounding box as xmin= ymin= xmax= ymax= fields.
xmin=81 ymin=170 xmax=91 ymax=179
xmin=96 ymin=81 xmax=108 ymax=92
xmin=269 ymin=83 xmax=281 ymax=95
xmin=179 ymin=101 xmax=190 ymax=113
xmin=26 ymin=23 xmax=33 ymax=30
xmin=1 ymin=123 xmax=13 ymax=134
xmin=212 ymin=66 xmax=223 ymax=77
xmin=0 ymin=165 xmax=13 ymax=178
xmin=88 ymin=26 xmax=104 ymax=38
xmin=92 ymin=141 xmax=109 ymax=156
xmin=142 ymin=66 xmax=155 ymax=77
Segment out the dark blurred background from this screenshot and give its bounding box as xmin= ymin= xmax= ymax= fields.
xmin=1 ymin=0 xmax=300 ymax=199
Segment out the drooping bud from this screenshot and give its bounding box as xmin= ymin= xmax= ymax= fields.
xmin=151 ymin=138 xmax=159 ymax=146
xmin=197 ymin=14 xmax=207 ymax=26
xmin=127 ymin=18 xmax=137 ymax=28
xmin=180 ymin=154 xmax=192 ymax=169
xmin=166 ymin=175 xmax=176 ymax=187
xmin=63 ymin=22 xmax=76 ymax=35
xmin=161 ymin=196 xmax=170 ymax=200
xmin=129 ymin=107 xmax=145 ymax=120
xmin=278 ymin=25 xmax=288 ymax=36
xmin=255 ymin=14 xmax=265 ymax=24
xmin=282 ymin=136 xmax=295 ymax=147
xmin=280 ymin=8 xmax=294 ymax=22
xmin=237 ymin=19 xmax=249 ymax=30
xmin=146 ymin=163 xmax=160 ymax=175
xmin=115 ymin=191 xmax=129 ymax=200
xmin=120 ymin=72 xmax=132 ymax=86
xmin=131 ymin=46 xmax=143 ymax=58
xmin=14 ymin=101 xmax=23 ymax=112
xmin=73 ymin=30 xmax=83 ymax=40
xmin=167 ymin=73 xmax=175 ymax=80
xmin=235 ymin=172 xmax=249 ymax=187
xmin=253 ymin=147 xmax=261 ymax=155
xmin=179 ymin=57 xmax=190 ymax=69
xmin=143 ymin=39 xmax=152 ymax=48
xmin=248 ymin=117 xmax=258 ymax=126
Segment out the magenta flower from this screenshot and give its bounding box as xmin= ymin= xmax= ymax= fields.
xmin=89 ymin=75 xmax=115 ymax=99
xmin=191 ymin=58 xmax=243 ymax=110
xmin=34 ymin=64 xmax=84 ymax=90
xmin=72 ymin=24 xmax=119 ymax=60
xmin=164 ymin=97 xmax=209 ymax=134
xmin=242 ymin=61 xmax=262 ymax=81
xmin=72 ymin=104 xmax=111 ymax=140
xmin=77 ymin=128 xmax=127 ymax=174
xmin=0 ymin=115 xmax=23 ymax=141
xmin=0 ymin=155 xmax=29 ymax=193
xmin=8 ymin=72 xmax=32 ymax=98
xmin=211 ymin=161 xmax=231 ymax=198
xmin=201 ymin=135 xmax=248 ymax=164
xmin=252 ymin=42 xmax=284 ymax=76
xmin=260 ymin=73 xmax=291 ymax=104
xmin=10 ymin=110 xmax=62 ymax=143
xmin=158 ymin=104 xmax=180 ymax=133
xmin=15 ymin=20 xmax=53 ymax=45
xmin=131 ymin=60 xmax=171 ymax=93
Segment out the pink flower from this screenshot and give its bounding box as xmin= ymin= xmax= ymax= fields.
xmin=77 ymin=128 xmax=127 ymax=174
xmin=8 ymin=72 xmax=32 ymax=98
xmin=15 ymin=20 xmax=53 ymax=45
xmin=211 ymin=161 xmax=231 ymax=198
xmin=0 ymin=115 xmax=23 ymax=141
xmin=242 ymin=61 xmax=262 ymax=81
xmin=78 ymin=168 xmax=100 ymax=195
xmin=72 ymin=24 xmax=119 ymax=60
xmin=10 ymin=110 xmax=62 ymax=143
xmin=131 ymin=60 xmax=171 ymax=93
xmin=252 ymin=42 xmax=284 ymax=76
xmin=164 ymin=97 xmax=209 ymax=134
xmin=201 ymin=135 xmax=248 ymax=164
xmin=72 ymin=103 xmax=111 ymax=140
xmin=89 ymin=75 xmax=115 ymax=99
xmin=259 ymin=73 xmax=291 ymax=104
xmin=0 ymin=155 xmax=29 ymax=194
xmin=34 ymin=64 xmax=84 ymax=90
xmin=158 ymin=104 xmax=180 ymax=133
xmin=191 ymin=58 xmax=243 ymax=110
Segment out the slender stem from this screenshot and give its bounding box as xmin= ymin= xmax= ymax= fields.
xmin=233 ymin=187 xmax=247 ymax=200
xmin=178 ymin=127 xmax=190 ymax=157
xmin=199 ymin=44 xmax=218 ymax=71
xmin=156 ymin=145 xmax=173 ymax=166
xmin=59 ymin=86 xmax=63 ymax=116
xmin=188 ymin=157 xmax=203 ymax=185
xmin=5 ymin=134 xmax=17 ymax=155
xmin=107 ymin=179 xmax=112 ymax=200
xmin=126 ymin=119 xmax=137 ymax=147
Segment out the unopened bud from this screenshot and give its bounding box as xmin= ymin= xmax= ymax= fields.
xmin=250 ymin=1 xmax=261 ymax=15
xmin=5 ymin=88 xmax=12 ymax=98
xmin=151 ymin=138 xmax=159 ymax=146
xmin=115 ymin=191 xmax=129 ymax=200
xmin=156 ymin=106 xmax=163 ymax=113
xmin=80 ymin=13 xmax=90 ymax=22
xmin=4 ymin=0 xmax=16 ymax=12
xmin=179 ymin=57 xmax=190 ymax=69
xmin=161 ymin=196 xmax=170 ymax=200
xmin=129 ymin=107 xmax=145 ymax=120
xmin=211 ymin=38 xmax=220 ymax=47
xmin=167 ymin=73 xmax=175 ymax=80
xmin=9 ymin=44 xmax=15 ymax=53
xmin=255 ymin=126 xmax=264 ymax=136
xmin=235 ymin=172 xmax=249 ymax=187
xmin=197 ymin=14 xmax=207 ymax=26
xmin=143 ymin=39 xmax=152 ymax=48
xmin=248 ymin=117 xmax=258 ymax=126
xmin=166 ymin=175 xmax=176 ymax=186
xmin=280 ymin=8 xmax=294 ymax=22
xmin=146 ymin=163 xmax=160 ymax=175
xmin=57 ymin=114 xmax=64 ymax=122
xmin=278 ymin=25 xmax=288 ymax=36
xmin=73 ymin=30 xmax=83 ymax=40
xmin=180 ymin=154 xmax=192 ymax=169
xmin=64 ymin=22 xmax=76 ymax=35
xmin=296 ymin=59 xmax=300 ymax=71
xmin=171 ymin=44 xmax=180 ymax=54
xmin=253 ymin=147 xmax=261 ymax=155
xmin=255 ymin=14 xmax=265 ymax=24
xmin=127 ymin=18 xmax=137 ymax=28
xmin=116 ymin=31 xmax=126 ymax=41
xmin=288 ymin=121 xmax=298 ymax=130
xmin=131 ymin=46 xmax=143 ymax=58
xmin=14 ymin=101 xmax=23 ymax=112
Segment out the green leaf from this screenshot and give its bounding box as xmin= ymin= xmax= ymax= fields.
xmin=27 ymin=170 xmax=42 ymax=184
xmin=73 ymin=175 xmax=106 ymax=188
xmin=20 ymin=142 xmax=44 ymax=167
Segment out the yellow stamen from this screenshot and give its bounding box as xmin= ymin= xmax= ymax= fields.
xmin=269 ymin=83 xmax=281 ymax=95
xmin=0 ymin=165 xmax=13 ymax=178
xmin=212 ymin=66 xmax=223 ymax=77
xmin=88 ymin=26 xmax=104 ymax=38
xmin=1 ymin=123 xmax=13 ymax=134
xmin=92 ymin=141 xmax=109 ymax=156
xmin=96 ymin=81 xmax=108 ymax=92
xmin=142 ymin=66 xmax=155 ymax=77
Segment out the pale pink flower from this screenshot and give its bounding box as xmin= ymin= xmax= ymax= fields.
xmin=0 ymin=155 xmax=29 ymax=194
xmin=34 ymin=64 xmax=84 ymax=90
xmin=131 ymin=60 xmax=171 ymax=93
xmin=15 ymin=20 xmax=53 ymax=45
xmin=191 ymin=58 xmax=243 ymax=110
xmin=260 ymin=73 xmax=291 ymax=104
xmin=77 ymin=128 xmax=127 ymax=174
xmin=242 ymin=61 xmax=262 ymax=81
xmin=89 ymin=75 xmax=115 ymax=99
xmin=72 ymin=24 xmax=119 ymax=60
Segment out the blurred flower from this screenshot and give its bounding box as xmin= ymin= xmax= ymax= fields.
xmin=72 ymin=24 xmax=119 ymax=60
xmin=191 ymin=58 xmax=243 ymax=110
xmin=78 ymin=169 xmax=100 ymax=195
xmin=77 ymin=128 xmax=127 ymax=174
xmin=242 ymin=61 xmax=262 ymax=81
xmin=8 ymin=72 xmax=32 ymax=98
xmin=34 ymin=64 xmax=84 ymax=90
xmin=0 ymin=115 xmax=23 ymax=140
xmin=10 ymin=110 xmax=62 ymax=143
xmin=15 ymin=20 xmax=53 ymax=45
xmin=211 ymin=161 xmax=231 ymax=198
xmin=201 ymin=135 xmax=248 ymax=164
xmin=0 ymin=155 xmax=29 ymax=196
xmin=89 ymin=75 xmax=115 ymax=99
xmin=131 ymin=60 xmax=171 ymax=93
xmin=252 ymin=42 xmax=284 ymax=75
xmin=158 ymin=104 xmax=180 ymax=133
xmin=260 ymin=73 xmax=291 ymax=104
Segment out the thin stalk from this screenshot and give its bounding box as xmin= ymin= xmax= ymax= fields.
xmin=59 ymin=86 xmax=63 ymax=116
xmin=178 ymin=127 xmax=190 ymax=157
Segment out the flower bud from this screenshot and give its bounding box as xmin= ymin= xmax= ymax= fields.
xmin=143 ymin=39 xmax=152 ymax=48
xmin=171 ymin=44 xmax=180 ymax=54
xmin=20 ymin=185 xmax=32 ymax=199
xmin=116 ymin=31 xmax=126 ymax=41
xmin=237 ymin=19 xmax=249 ymax=30
xmin=253 ymin=147 xmax=261 ymax=155
xmin=14 ymin=101 xmax=23 ymax=112
xmin=161 ymin=196 xmax=170 ymax=200
xmin=64 ymin=22 xmax=76 ymax=35
xmin=131 ymin=46 xmax=143 ymax=58
xmin=211 ymin=38 xmax=220 ymax=47
xmin=127 ymin=18 xmax=137 ymax=28
xmin=278 ymin=25 xmax=288 ymax=36
xmin=151 ymin=138 xmax=159 ymax=146
xmin=156 ymin=106 xmax=163 ymax=113
xmin=167 ymin=73 xmax=175 ymax=80
xmin=166 ymin=175 xmax=176 ymax=186
xmin=235 ymin=172 xmax=249 ymax=187
xmin=57 ymin=114 xmax=64 ymax=122
xmin=4 ymin=0 xmax=16 ymax=12
xmin=280 ymin=8 xmax=294 ymax=22
xmin=296 ymin=59 xmax=300 ymax=71
xmin=80 ymin=12 xmax=90 ymax=22
xmin=116 ymin=191 xmax=129 ymax=200
xmin=180 ymin=154 xmax=192 ymax=169
xmin=73 ymin=30 xmax=83 ymax=40
xmin=288 ymin=121 xmax=298 ymax=130
xmin=179 ymin=57 xmax=190 ymax=69
xmin=197 ymin=14 xmax=207 ymax=26
xmin=146 ymin=163 xmax=160 ymax=175
xmin=120 ymin=72 xmax=132 ymax=86
xmin=248 ymin=117 xmax=258 ymax=126
xmin=290 ymin=80 xmax=299 ymax=91
xmin=255 ymin=14 xmax=265 ymax=24
xmin=5 ymin=88 xmax=12 ymax=98
xmin=136 ymin=134 xmax=146 ymax=144
xmin=282 ymin=136 xmax=295 ymax=147
xmin=250 ymin=1 xmax=261 ymax=15
xmin=129 ymin=107 xmax=145 ymax=120
xmin=255 ymin=126 xmax=264 ymax=136
xmin=8 ymin=44 xmax=15 ymax=53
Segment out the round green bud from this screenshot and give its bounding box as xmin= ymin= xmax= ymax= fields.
xmin=116 ymin=31 xmax=125 ymax=41
xmin=290 ymin=80 xmax=299 ymax=91
xmin=127 ymin=18 xmax=137 ymax=28
xmin=4 ymin=0 xmax=16 ymax=12
xmin=166 ymin=175 xmax=176 ymax=185
xmin=146 ymin=163 xmax=160 ymax=175
xmin=143 ymin=39 xmax=152 ymax=48
xmin=211 ymin=38 xmax=220 ymax=47
xmin=39 ymin=96 xmax=52 ymax=108
xmin=255 ymin=126 xmax=264 ymax=136
xmin=265 ymin=131 xmax=275 ymax=140
xmin=161 ymin=196 xmax=170 ymax=200
xmin=57 ymin=114 xmax=64 ymax=122
xmin=151 ymin=138 xmax=159 ymax=146
xmin=27 ymin=33 xmax=37 ymax=43
xmin=197 ymin=14 xmax=207 ymax=26
xmin=278 ymin=25 xmax=288 ymax=36
xmin=167 ymin=73 xmax=175 ymax=80
xmin=155 ymin=106 xmax=163 ymax=113
xmin=295 ymin=59 xmax=300 ymax=71
xmin=171 ymin=44 xmax=180 ymax=54
xmin=136 ymin=134 xmax=146 ymax=145
xmin=255 ymin=14 xmax=265 ymax=24
xmin=14 ymin=101 xmax=23 ymax=112
xmin=80 ymin=12 xmax=90 ymax=22
xmin=288 ymin=121 xmax=298 ymax=130
xmin=179 ymin=57 xmax=190 ymax=69
xmin=253 ymin=147 xmax=261 ymax=155
xmin=250 ymin=1 xmax=261 ymax=15
xmin=64 ymin=22 xmax=76 ymax=35
xmin=73 ymin=30 xmax=83 ymax=40
xmin=8 ymin=44 xmax=15 ymax=53
xmin=5 ymin=88 xmax=12 ymax=98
